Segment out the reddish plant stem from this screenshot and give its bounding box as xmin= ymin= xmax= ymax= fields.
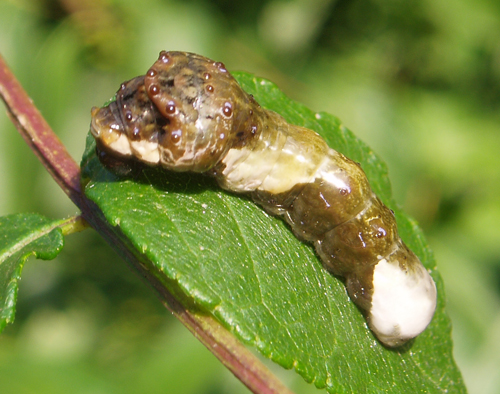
xmin=0 ymin=56 xmax=83 ymax=207
xmin=0 ymin=54 xmax=294 ymax=394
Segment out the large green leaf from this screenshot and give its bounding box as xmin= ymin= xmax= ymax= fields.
xmin=0 ymin=213 xmax=64 ymax=333
xmin=81 ymin=72 xmax=465 ymax=393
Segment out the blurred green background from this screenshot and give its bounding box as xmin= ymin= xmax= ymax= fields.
xmin=1 ymin=0 xmax=499 ymax=392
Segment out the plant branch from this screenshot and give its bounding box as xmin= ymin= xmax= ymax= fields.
xmin=0 ymin=53 xmax=294 ymax=394
xmin=0 ymin=55 xmax=83 ymax=207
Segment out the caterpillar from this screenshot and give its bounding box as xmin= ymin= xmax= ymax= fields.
xmin=90 ymin=51 xmax=437 ymax=347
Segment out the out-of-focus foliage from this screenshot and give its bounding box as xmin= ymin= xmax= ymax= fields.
xmin=1 ymin=0 xmax=499 ymax=393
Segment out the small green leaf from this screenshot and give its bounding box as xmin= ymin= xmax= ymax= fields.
xmin=0 ymin=213 xmax=64 ymax=333
xmin=81 ymin=72 xmax=465 ymax=393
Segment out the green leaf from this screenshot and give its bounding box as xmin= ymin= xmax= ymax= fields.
xmin=81 ymin=72 xmax=466 ymax=393
xmin=0 ymin=213 xmax=64 ymax=333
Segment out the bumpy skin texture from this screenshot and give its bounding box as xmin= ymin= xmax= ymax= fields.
xmin=91 ymin=51 xmax=437 ymax=347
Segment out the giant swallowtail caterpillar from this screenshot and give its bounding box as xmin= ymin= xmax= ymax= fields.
xmin=90 ymin=51 xmax=437 ymax=347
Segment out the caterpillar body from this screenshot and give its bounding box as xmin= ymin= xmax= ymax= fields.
xmin=90 ymin=51 xmax=437 ymax=347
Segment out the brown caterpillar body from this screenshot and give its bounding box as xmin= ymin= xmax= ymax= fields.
xmin=90 ymin=51 xmax=437 ymax=346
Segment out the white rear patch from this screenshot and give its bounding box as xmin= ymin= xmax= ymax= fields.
xmin=368 ymin=259 xmax=437 ymax=346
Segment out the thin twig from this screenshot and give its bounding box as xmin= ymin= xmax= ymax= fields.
xmin=0 ymin=56 xmax=83 ymax=207
xmin=0 ymin=53 xmax=294 ymax=394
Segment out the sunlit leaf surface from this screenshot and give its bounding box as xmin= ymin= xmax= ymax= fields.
xmin=81 ymin=72 xmax=465 ymax=393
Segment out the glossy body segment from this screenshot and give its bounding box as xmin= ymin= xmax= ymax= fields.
xmin=90 ymin=51 xmax=437 ymax=347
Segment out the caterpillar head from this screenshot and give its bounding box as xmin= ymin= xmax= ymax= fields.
xmin=91 ymin=51 xmax=256 ymax=172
